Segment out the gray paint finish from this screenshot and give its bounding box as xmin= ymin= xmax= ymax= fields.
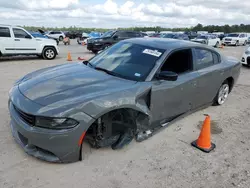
xmin=8 ymin=38 xmax=241 ymax=163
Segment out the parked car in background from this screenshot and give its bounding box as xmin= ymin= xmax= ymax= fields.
xmin=162 ymin=33 xmax=189 ymax=40
xmin=241 ymin=46 xmax=250 ymax=66
xmin=87 ymin=30 xmax=143 ymax=53
xmin=184 ymin=31 xmax=198 ymax=39
xmin=148 ymin=33 xmax=161 ymax=38
xmin=77 ymin=32 xmax=102 ymax=45
xmin=38 ymin=29 xmax=59 ymax=45
xmin=191 ymin=34 xmax=220 ymax=47
xmin=0 ymin=25 xmax=59 ymax=59
xmin=64 ymin=31 xmax=82 ymax=39
xmin=222 ymin=33 xmax=248 ymax=46
xmin=46 ymin=31 xmax=65 ymax=41
xmin=141 ymin=32 xmax=148 ymax=37
xmin=30 ymin=32 xmax=48 ymax=39
xmin=247 ymin=36 xmax=250 ymax=44
xmin=82 ymin=32 xmax=89 ymax=38
xmin=8 ymin=38 xmax=240 ymax=163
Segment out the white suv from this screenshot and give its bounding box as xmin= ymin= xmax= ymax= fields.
xmin=46 ymin=31 xmax=65 ymax=41
xmin=0 ymin=25 xmax=59 ymax=60
xmin=222 ymin=33 xmax=248 ymax=46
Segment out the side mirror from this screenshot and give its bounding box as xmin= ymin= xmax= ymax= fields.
xmin=82 ymin=60 xmax=89 ymax=65
xmin=113 ymin=35 xmax=118 ymax=40
xmin=25 ymin=35 xmax=32 ymax=39
xmin=156 ymin=71 xmax=178 ymax=81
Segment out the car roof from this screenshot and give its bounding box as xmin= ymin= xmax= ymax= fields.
xmin=125 ymin=38 xmax=214 ymax=50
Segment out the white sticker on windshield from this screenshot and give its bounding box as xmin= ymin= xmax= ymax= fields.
xmin=134 ymin=73 xmax=141 ymax=77
xmin=143 ymin=49 xmax=162 ymax=57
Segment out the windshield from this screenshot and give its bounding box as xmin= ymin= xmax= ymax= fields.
xmin=89 ymin=32 xmax=101 ymax=38
xmin=101 ymin=30 xmax=115 ymax=38
xmin=163 ymin=33 xmax=176 ymax=38
xmin=88 ymin=41 xmax=165 ymax=81
xmin=197 ymin=35 xmax=208 ymax=39
xmin=227 ymin=33 xmax=239 ymax=37
xmin=173 ymin=34 xmax=182 ymax=39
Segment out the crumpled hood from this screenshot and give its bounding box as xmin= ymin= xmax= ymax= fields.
xmin=18 ymin=63 xmax=136 ymax=106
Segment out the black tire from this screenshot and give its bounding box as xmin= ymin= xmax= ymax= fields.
xmin=213 ymin=81 xmax=230 ymax=106
xmin=42 ymin=47 xmax=56 ymax=60
xmin=59 ymin=36 xmax=63 ymax=41
xmin=243 ymin=41 xmax=247 ymax=46
xmin=92 ymin=50 xmax=98 ymax=54
xmin=235 ymin=41 xmax=239 ymax=46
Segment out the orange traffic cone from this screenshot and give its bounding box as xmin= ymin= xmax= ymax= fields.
xmin=191 ymin=114 xmax=216 ymax=153
xmin=67 ymin=52 xmax=72 ymax=61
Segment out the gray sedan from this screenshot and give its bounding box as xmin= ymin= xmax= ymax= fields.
xmin=8 ymin=38 xmax=241 ymax=163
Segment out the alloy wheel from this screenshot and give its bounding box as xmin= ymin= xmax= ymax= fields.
xmin=45 ymin=49 xmax=55 ymax=59
xmin=218 ymin=84 xmax=229 ymax=105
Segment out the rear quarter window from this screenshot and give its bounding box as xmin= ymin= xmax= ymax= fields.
xmin=0 ymin=27 xmax=11 ymax=37
xmin=194 ymin=48 xmax=214 ymax=70
xmin=213 ymin=53 xmax=221 ymax=64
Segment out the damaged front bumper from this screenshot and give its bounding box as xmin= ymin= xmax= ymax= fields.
xmin=9 ymin=100 xmax=93 ymax=163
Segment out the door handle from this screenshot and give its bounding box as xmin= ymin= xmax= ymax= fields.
xmin=14 ymin=39 xmax=20 ymax=41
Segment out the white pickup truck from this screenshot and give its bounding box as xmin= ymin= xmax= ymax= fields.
xmin=0 ymin=25 xmax=59 ymax=60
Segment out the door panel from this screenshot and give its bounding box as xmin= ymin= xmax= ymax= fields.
xmin=196 ymin=65 xmax=225 ymax=106
xmin=193 ymin=48 xmax=224 ymax=107
xmin=150 ymin=71 xmax=200 ymax=125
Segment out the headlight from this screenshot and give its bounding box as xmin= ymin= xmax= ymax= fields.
xmin=245 ymin=50 xmax=250 ymax=55
xmin=35 ymin=117 xmax=79 ymax=129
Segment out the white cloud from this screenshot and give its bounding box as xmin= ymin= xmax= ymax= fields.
xmin=0 ymin=0 xmax=250 ymax=28
xmin=19 ymin=0 xmax=79 ymax=9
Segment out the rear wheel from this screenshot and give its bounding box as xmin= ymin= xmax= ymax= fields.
xmin=59 ymin=36 xmax=63 ymax=41
xmin=92 ymin=50 xmax=98 ymax=54
xmin=42 ymin=47 xmax=56 ymax=60
xmin=213 ymin=81 xmax=230 ymax=105
xmin=243 ymin=40 xmax=247 ymax=46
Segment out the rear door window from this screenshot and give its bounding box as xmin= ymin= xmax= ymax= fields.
xmin=0 ymin=27 xmax=11 ymax=37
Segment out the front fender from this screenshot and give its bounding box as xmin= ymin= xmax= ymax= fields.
xmin=80 ymin=85 xmax=152 ymax=120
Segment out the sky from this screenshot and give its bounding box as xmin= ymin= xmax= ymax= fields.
xmin=0 ymin=0 xmax=250 ymax=28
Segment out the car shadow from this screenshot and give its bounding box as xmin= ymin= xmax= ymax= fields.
xmin=0 ymin=56 xmax=40 ymax=62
